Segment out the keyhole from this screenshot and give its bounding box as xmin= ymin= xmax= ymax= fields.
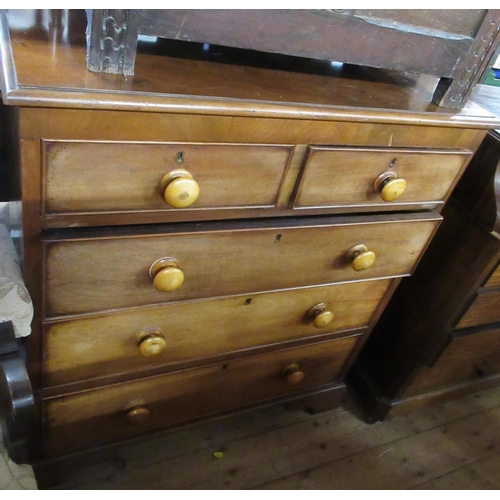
xmin=176 ymin=151 xmax=185 ymax=164
xmin=275 ymin=234 xmax=282 ymax=243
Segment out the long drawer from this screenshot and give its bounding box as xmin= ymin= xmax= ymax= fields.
xmin=43 ymin=278 xmax=391 ymax=387
xmin=43 ymin=213 xmax=441 ymax=317
xmin=403 ymin=324 xmax=500 ymax=398
xmin=293 ymin=146 xmax=470 ymax=210
xmin=42 ymin=336 xmax=359 ymax=455
xmin=455 ymin=288 xmax=500 ymax=329
xmin=42 ymin=141 xmax=293 ymax=214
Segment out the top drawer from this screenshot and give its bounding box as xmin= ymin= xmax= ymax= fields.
xmin=292 ymin=147 xmax=471 ymax=210
xmin=43 ymin=141 xmax=293 ymax=215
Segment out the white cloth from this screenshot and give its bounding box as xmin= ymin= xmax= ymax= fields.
xmin=0 ymin=427 xmax=37 ymax=490
xmin=0 ymin=361 xmax=37 ymax=491
xmin=0 ymin=207 xmax=36 ymax=489
xmin=0 ymin=223 xmax=33 ymax=338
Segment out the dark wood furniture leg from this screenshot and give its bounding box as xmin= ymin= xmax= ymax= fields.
xmin=0 ymin=321 xmax=34 ymax=464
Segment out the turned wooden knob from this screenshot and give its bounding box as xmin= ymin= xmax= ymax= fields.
xmin=307 ymin=303 xmax=335 ymax=328
xmin=125 ymin=399 xmax=150 ymax=424
xmin=161 ymin=169 xmax=200 ymax=208
xmin=282 ymin=363 xmax=304 ymax=386
xmin=149 ymin=257 xmax=184 ymax=292
xmin=137 ymin=327 xmax=166 ymax=357
xmin=346 ymin=244 xmax=376 ymax=272
xmin=374 ymin=171 xmax=406 ymax=202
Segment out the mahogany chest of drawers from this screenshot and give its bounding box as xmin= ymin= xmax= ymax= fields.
xmin=1 ymin=9 xmax=499 ymax=461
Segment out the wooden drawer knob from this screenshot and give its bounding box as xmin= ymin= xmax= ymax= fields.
xmin=374 ymin=171 xmax=406 ymax=202
xmin=149 ymin=257 xmax=184 ymax=292
xmin=125 ymin=399 xmax=150 ymax=425
xmin=137 ymin=327 xmax=166 ymax=357
xmin=346 ymin=244 xmax=376 ymax=272
xmin=282 ymin=363 xmax=304 ymax=386
xmin=307 ymin=303 xmax=334 ymax=328
xmin=161 ymin=168 xmax=200 ymax=208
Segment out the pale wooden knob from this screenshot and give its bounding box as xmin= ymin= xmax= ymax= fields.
xmin=282 ymin=363 xmax=304 ymax=386
xmin=161 ymin=169 xmax=200 ymax=208
xmin=137 ymin=327 xmax=166 ymax=357
xmin=307 ymin=303 xmax=335 ymax=328
xmin=346 ymin=244 xmax=376 ymax=272
xmin=124 ymin=399 xmax=150 ymax=424
xmin=374 ymin=171 xmax=406 ymax=202
xmin=149 ymin=257 xmax=184 ymax=292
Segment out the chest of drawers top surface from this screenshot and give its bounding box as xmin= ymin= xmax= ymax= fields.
xmin=2 ymin=9 xmax=500 ymax=129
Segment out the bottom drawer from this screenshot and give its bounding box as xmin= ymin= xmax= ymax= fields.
xmin=403 ymin=325 xmax=500 ymax=398
xmin=455 ymin=289 xmax=500 ymax=329
xmin=43 ymin=335 xmax=359 ymax=455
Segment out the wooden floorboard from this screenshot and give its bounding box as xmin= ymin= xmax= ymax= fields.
xmin=414 ymin=451 xmax=500 ymax=489
xmin=37 ymin=385 xmax=500 ymax=489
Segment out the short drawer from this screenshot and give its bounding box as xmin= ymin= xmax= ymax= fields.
xmin=455 ymin=289 xmax=500 ymax=329
xmin=42 ymin=336 xmax=359 ymax=455
xmin=292 ymin=147 xmax=470 ymax=210
xmin=403 ymin=324 xmax=500 ymax=398
xmin=43 ymin=141 xmax=293 ymax=214
xmin=43 ymin=213 xmax=440 ymax=317
xmin=43 ymin=279 xmax=391 ymax=387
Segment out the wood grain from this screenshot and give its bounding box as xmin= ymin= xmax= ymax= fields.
xmin=19 ymin=108 xmax=490 ymax=147
xmin=260 ymin=405 xmax=500 ymax=489
xmin=43 ymin=214 xmax=440 ymax=317
xmin=293 ymin=147 xmax=471 ymax=210
xmin=455 ymin=290 xmax=500 ymax=329
xmin=483 ymin=263 xmax=500 ymax=289
xmin=3 ymin=8 xmax=500 ymax=464
xmin=415 ymin=452 xmax=500 ymax=489
xmin=3 ymin=10 xmax=500 ymax=124
xmin=138 ymin=10 xmax=480 ymax=77
xmin=404 ymin=325 xmax=500 ymax=397
xmin=42 ymin=279 xmax=390 ymax=387
xmin=42 ymin=336 xmax=358 ymax=455
xmin=43 ymin=141 xmax=293 ymax=214
xmin=35 ymin=385 xmax=500 ymax=489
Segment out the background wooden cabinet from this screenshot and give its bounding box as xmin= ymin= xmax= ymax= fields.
xmin=350 ymin=130 xmax=500 ymax=420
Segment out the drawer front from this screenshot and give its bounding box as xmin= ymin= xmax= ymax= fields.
xmin=43 ymin=141 xmax=293 ymax=214
xmin=44 ymin=214 xmax=440 ymax=317
xmin=43 ymin=336 xmax=359 ymax=455
xmin=404 ymin=325 xmax=500 ymax=398
xmin=293 ymin=147 xmax=470 ymax=209
xmin=455 ymin=289 xmax=500 ymax=329
xmin=43 ymin=279 xmax=391 ymax=387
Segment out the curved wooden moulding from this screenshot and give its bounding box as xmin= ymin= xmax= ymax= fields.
xmin=0 ymin=321 xmax=35 ymax=464
xmin=493 ymin=132 xmax=500 ymax=235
